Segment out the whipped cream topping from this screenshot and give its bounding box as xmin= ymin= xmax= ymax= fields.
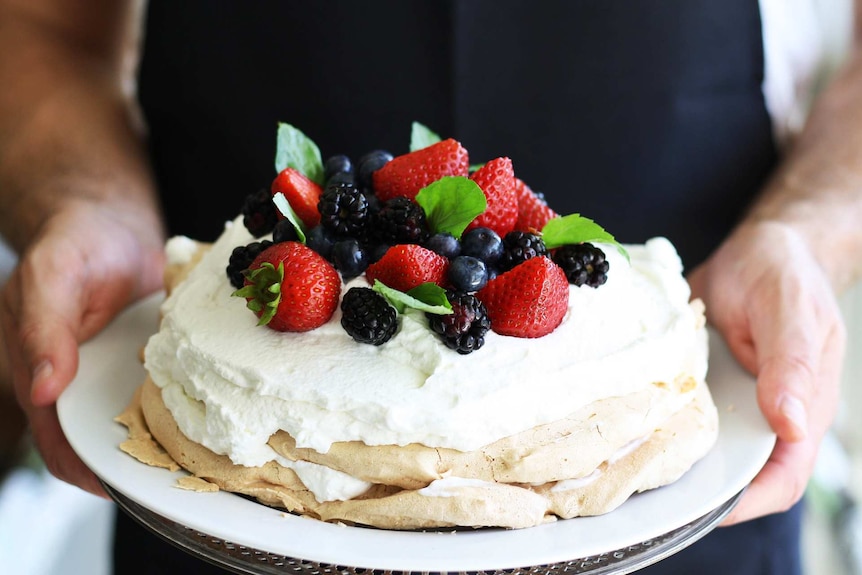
xmin=144 ymin=217 xmax=708 ymax=469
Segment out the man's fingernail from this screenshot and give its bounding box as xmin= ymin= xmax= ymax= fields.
xmin=779 ymin=395 xmax=808 ymax=438
xmin=31 ymin=360 xmax=54 ymax=398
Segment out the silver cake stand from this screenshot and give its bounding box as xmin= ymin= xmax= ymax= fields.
xmin=104 ymin=482 xmax=743 ymax=575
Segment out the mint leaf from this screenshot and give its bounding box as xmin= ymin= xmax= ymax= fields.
xmin=272 ymin=192 xmax=307 ymax=243
xmin=274 ymin=123 xmax=324 ymax=185
xmin=406 ymin=283 xmax=453 ymax=312
xmin=410 ymin=122 xmax=441 ymax=152
xmin=415 ymin=176 xmax=487 ymax=239
xmin=542 ymin=214 xmax=630 ymax=261
xmin=372 ymin=280 xmax=453 ymax=315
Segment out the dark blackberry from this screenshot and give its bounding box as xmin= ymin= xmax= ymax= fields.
xmin=272 ymin=219 xmax=299 ymax=244
xmin=241 ymin=188 xmax=278 ymax=237
xmin=426 ymin=292 xmax=491 ymax=355
xmin=371 ymin=197 xmax=430 ymax=245
xmin=318 ymin=182 xmax=369 ymax=237
xmin=552 ymin=243 xmax=609 ymax=288
xmin=340 ymin=287 xmax=398 ymax=345
xmin=226 ymin=240 xmax=273 ymax=288
xmin=499 ymin=231 xmax=548 ymax=272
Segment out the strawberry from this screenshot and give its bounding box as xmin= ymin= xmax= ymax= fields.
xmin=235 ymin=241 xmax=341 ymax=332
xmin=476 ymin=256 xmax=568 ymax=338
xmin=514 ymin=177 xmax=558 ymax=232
xmin=271 ymin=167 xmax=323 ymax=228
xmin=466 ymin=157 xmax=518 ymax=237
xmin=372 ymin=138 xmax=469 ymax=202
xmin=365 ymin=244 xmax=449 ymax=293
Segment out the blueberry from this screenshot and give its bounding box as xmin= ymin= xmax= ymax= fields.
xmin=448 ymin=256 xmax=489 ymax=293
xmin=368 ymin=243 xmax=389 ymax=264
xmin=306 ymin=225 xmax=336 ymax=260
xmin=357 ymin=150 xmax=393 ymax=191
xmin=425 ymin=233 xmax=461 ymax=259
xmin=325 ymin=170 xmax=356 ymax=187
xmin=272 ymin=219 xmax=299 ymax=244
xmin=332 ymin=239 xmax=369 ymax=279
xmin=324 ymin=154 xmax=353 ymax=181
xmin=461 ymin=227 xmax=503 ymax=265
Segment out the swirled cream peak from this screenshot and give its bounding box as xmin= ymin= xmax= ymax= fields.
xmin=144 ymin=218 xmax=707 ymax=466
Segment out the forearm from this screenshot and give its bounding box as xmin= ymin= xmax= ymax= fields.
xmin=746 ymin=45 xmax=862 ymax=293
xmin=0 ymin=0 xmax=164 ymax=253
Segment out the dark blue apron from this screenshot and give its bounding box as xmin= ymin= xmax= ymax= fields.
xmin=125 ymin=1 xmax=799 ymax=573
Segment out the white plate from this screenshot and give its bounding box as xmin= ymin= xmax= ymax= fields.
xmin=57 ymin=293 xmax=775 ymax=572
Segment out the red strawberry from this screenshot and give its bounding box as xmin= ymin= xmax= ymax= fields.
xmin=236 ymin=241 xmax=341 ymax=332
xmin=372 ymin=139 xmax=469 ymax=202
xmin=466 ymin=157 xmax=518 ymax=237
xmin=476 ymin=256 xmax=569 ymax=338
xmin=271 ymin=168 xmax=323 ymax=228
xmin=514 ymin=177 xmax=558 ymax=232
xmin=365 ymin=244 xmax=449 ymax=293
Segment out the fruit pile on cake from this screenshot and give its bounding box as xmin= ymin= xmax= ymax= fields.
xmin=117 ymin=123 xmax=718 ymax=530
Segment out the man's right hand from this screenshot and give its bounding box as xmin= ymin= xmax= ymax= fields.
xmin=0 ymin=200 xmax=164 ymax=496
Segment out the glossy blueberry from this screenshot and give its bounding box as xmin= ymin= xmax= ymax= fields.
xmin=448 ymin=256 xmax=489 ymax=293
xmin=357 ymin=150 xmax=393 ymax=190
xmin=486 ymin=265 xmax=499 ymax=282
xmin=425 ymin=232 xmax=461 ymax=259
xmin=324 ymin=154 xmax=353 ymax=181
xmin=272 ymin=219 xmax=300 ymax=244
xmin=325 ymin=170 xmax=356 ymax=187
xmin=305 ymin=225 xmax=337 ymax=260
xmin=460 ymin=227 xmax=503 ymax=265
xmin=332 ymin=239 xmax=369 ymax=279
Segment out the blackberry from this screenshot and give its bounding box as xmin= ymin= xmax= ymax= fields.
xmin=340 ymin=287 xmax=398 ymax=345
xmin=241 ymin=188 xmax=278 ymax=237
xmin=499 ymin=231 xmax=548 ymax=272
xmin=371 ymin=197 xmax=429 ymax=245
xmin=226 ymin=240 xmax=273 ymax=288
xmin=552 ymin=243 xmax=609 ymax=288
xmin=318 ymin=182 xmax=369 ymax=237
xmin=427 ymin=292 xmax=491 ymax=354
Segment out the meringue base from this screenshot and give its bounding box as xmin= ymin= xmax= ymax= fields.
xmin=118 ymin=372 xmax=718 ymax=530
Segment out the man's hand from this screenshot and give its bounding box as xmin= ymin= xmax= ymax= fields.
xmin=0 ymin=200 xmax=164 ymax=496
xmin=688 ymin=221 xmax=846 ymax=524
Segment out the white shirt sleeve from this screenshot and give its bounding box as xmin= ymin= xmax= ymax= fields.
xmin=759 ymin=0 xmax=852 ymax=147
